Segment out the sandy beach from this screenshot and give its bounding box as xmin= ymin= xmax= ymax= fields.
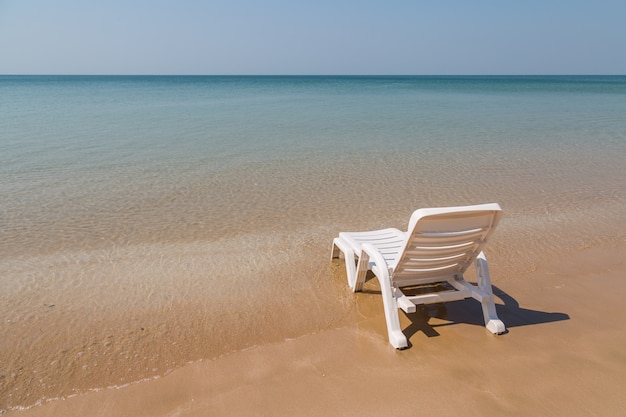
xmin=6 ymin=243 xmax=625 ymax=417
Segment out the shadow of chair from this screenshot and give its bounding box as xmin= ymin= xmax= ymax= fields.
xmin=401 ymin=285 xmax=570 ymax=345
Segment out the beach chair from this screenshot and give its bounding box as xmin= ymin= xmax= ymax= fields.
xmin=331 ymin=203 xmax=505 ymax=349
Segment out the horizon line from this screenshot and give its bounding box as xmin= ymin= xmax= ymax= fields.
xmin=2 ymin=73 xmax=625 ymax=77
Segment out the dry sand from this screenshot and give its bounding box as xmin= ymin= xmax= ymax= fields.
xmin=6 ymin=244 xmax=626 ymax=417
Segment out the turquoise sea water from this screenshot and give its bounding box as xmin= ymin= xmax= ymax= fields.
xmin=1 ymin=75 xmax=625 ymax=409
xmin=2 ymin=75 xmax=625 ymax=256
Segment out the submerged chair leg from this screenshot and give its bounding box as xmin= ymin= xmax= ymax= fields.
xmin=331 ymin=238 xmax=358 ymax=292
xmin=353 ymin=250 xmax=369 ymax=292
xmin=476 ymin=252 xmax=506 ymax=335
xmin=332 ymin=238 xmax=370 ymax=292
xmin=330 ymin=239 xmax=341 ymax=260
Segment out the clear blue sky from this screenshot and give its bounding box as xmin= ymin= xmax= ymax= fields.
xmin=1 ymin=0 xmax=625 ymax=75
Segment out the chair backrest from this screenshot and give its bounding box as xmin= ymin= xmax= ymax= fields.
xmin=391 ymin=203 xmax=502 ymax=286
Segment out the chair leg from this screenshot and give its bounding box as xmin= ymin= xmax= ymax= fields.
xmin=331 ymin=238 xmax=358 ymax=291
xmin=376 ymin=276 xmax=409 ymax=349
xmin=353 ymin=249 xmax=369 ymax=292
xmin=476 ymin=252 xmax=506 ymax=334
xmin=331 ymin=240 xmax=341 ymax=260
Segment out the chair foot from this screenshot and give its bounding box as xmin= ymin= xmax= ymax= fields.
xmin=486 ymin=319 xmax=506 ymax=335
xmin=389 ymin=331 xmax=409 ymax=349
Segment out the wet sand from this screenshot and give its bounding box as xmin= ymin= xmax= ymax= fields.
xmin=7 ymin=243 xmax=626 ymax=417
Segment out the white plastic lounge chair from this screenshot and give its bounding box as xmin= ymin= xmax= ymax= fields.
xmin=331 ymin=203 xmax=505 ymax=349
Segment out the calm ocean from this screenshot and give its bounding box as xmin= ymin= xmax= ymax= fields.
xmin=1 ymin=75 xmax=625 ymax=409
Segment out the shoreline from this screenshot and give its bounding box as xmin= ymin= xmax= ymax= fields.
xmin=6 ymin=242 xmax=626 ymax=416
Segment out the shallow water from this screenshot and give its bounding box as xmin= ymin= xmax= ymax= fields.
xmin=1 ymin=75 xmax=625 ymax=410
